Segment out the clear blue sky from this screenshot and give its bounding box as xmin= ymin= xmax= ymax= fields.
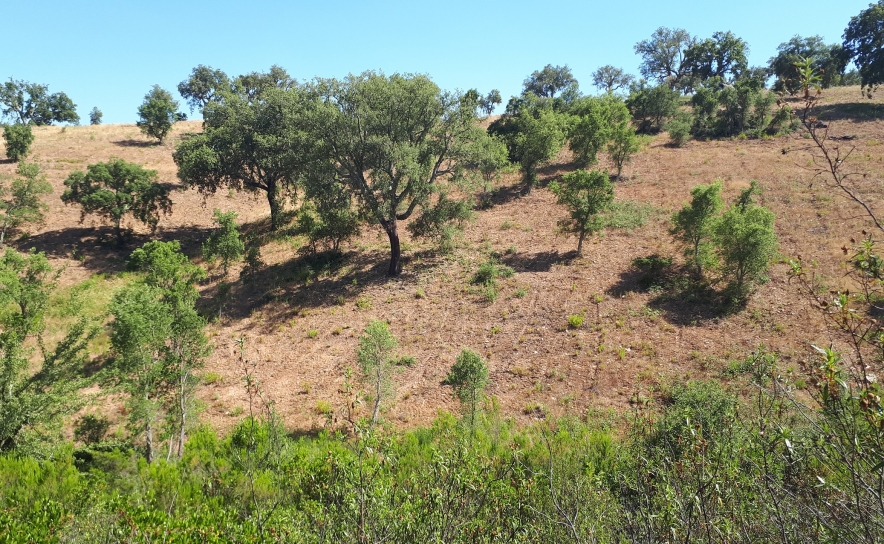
xmin=2 ymin=0 xmax=871 ymax=124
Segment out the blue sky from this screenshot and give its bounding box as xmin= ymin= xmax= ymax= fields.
xmin=2 ymin=0 xmax=872 ymax=124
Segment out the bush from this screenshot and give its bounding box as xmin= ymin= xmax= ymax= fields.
xmin=3 ymin=123 xmax=34 ymax=161
xmin=626 ymin=80 xmax=680 ymax=133
xmin=567 ymin=314 xmax=584 ymax=329
xmin=665 ymin=111 xmax=693 ymax=146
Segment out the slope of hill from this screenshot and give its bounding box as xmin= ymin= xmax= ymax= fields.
xmin=1 ymin=86 xmax=882 ymax=434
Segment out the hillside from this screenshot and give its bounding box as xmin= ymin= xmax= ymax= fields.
xmin=2 ymin=86 xmax=882 ymax=434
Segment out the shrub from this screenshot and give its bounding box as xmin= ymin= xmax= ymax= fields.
xmin=2 ymin=124 xmax=34 ymax=161
xmin=665 ymin=111 xmax=693 ymax=146
xmin=202 ymin=209 xmax=245 ymax=276
xmin=73 ymin=415 xmax=110 ymax=445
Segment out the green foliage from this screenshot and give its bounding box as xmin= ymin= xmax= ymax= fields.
xmin=308 ymin=72 xmax=498 ymax=275
xmin=671 ymin=180 xmax=723 ymax=276
xmin=549 ymin=169 xmax=614 ymax=255
xmin=691 ymin=78 xmax=782 ymax=138
xmin=626 ymin=80 xmax=680 ymax=133
xmin=522 ymin=64 xmax=578 ymax=98
xmin=177 ymin=64 xmax=231 ymax=113
xmin=2 ymin=122 xmax=34 ymax=161
xmin=136 ymin=85 xmax=184 ymax=143
xmin=606 ymin=119 xmax=641 ymax=179
xmin=471 ymin=259 xmax=515 ymax=288
xmin=61 ymin=159 xmax=172 ymax=245
xmin=0 ymin=249 xmax=98 ymax=456
xmin=88 ymin=107 xmax=102 ymax=125
xmin=769 ymin=35 xmax=849 ymax=93
xmin=591 ymin=65 xmax=635 ymax=93
xmin=443 ymin=349 xmax=489 ymax=431
xmin=567 ymin=314 xmax=584 ymax=329
xmin=665 ymin=110 xmax=693 ymax=147
xmin=682 ymin=31 xmax=749 ymax=88
xmin=73 ymin=414 xmax=110 ymax=445
xmin=489 ymin=94 xmax=569 ymax=193
xmin=297 ymin=180 xmax=361 ymax=254
xmin=357 ymin=320 xmax=398 ymax=428
xmin=174 ymin=86 xmax=308 ymax=231
xmin=113 ymin=242 xmax=209 ymax=461
xmin=715 ymin=191 xmax=778 ymax=298
xmin=843 ymin=0 xmax=884 ymax=96
xmin=0 ymin=79 xmax=79 ymax=125
xmin=568 ymin=94 xmax=630 ymax=166
xmin=0 ymin=162 xmax=52 ymax=244
xmin=405 ymin=189 xmax=473 ymax=253
xmin=632 ymin=253 xmax=674 ymax=290
xmin=634 ymin=27 xmax=695 ymax=85
xmin=202 ymin=209 xmax=245 ymax=276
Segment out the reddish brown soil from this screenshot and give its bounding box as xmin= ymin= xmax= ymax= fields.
xmin=2 ymin=87 xmax=882 ymax=435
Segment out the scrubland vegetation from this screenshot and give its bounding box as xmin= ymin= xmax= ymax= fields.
xmin=1 ymin=2 xmax=884 ymax=541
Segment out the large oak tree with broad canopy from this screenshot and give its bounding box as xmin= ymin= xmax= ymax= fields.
xmin=306 ymin=72 xmax=497 ymax=276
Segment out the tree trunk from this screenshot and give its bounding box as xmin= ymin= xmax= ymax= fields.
xmin=177 ymin=368 xmax=187 ymax=458
xmin=114 ymin=216 xmax=124 ymax=246
xmin=523 ymin=165 xmax=536 ymax=195
xmin=577 ymin=230 xmax=586 ymax=256
xmin=0 ymin=218 xmax=8 ymax=246
xmin=371 ymin=367 xmax=382 ymax=429
xmin=385 ymin=220 xmax=402 ymax=277
xmin=267 ymin=181 xmax=281 ymax=231
xmin=145 ymin=418 xmax=155 ymax=463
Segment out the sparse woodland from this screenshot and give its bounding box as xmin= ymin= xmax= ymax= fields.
xmin=2 ymin=3 xmax=884 ymax=541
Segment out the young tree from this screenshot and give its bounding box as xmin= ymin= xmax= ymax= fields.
xmin=634 ymin=27 xmax=695 ymax=87
xmin=88 ymin=107 xmax=102 ymax=125
xmin=607 ymin=120 xmax=641 ymax=179
xmin=356 ymin=320 xmax=398 ymax=428
xmin=202 ymin=209 xmax=245 ymax=276
xmin=626 ymin=80 xmax=680 ymax=133
xmin=0 ymin=162 xmax=52 ymax=244
xmin=174 ymin=86 xmax=311 ymax=231
xmin=2 ymin=123 xmax=34 ymax=162
xmin=122 ymin=241 xmax=209 ymax=459
xmin=306 ymin=72 xmax=501 ymax=275
xmin=136 ymin=85 xmax=185 ymax=143
xmin=843 ymin=0 xmax=884 ymax=96
xmin=296 ymin=179 xmax=361 ymax=254
xmin=549 ymin=169 xmax=614 ymax=256
xmin=671 ymin=180 xmax=723 ymax=277
xmin=178 ymin=64 xmax=231 ymax=114
xmin=0 ymin=249 xmax=97 ymax=455
xmin=479 ymin=89 xmax=502 ymax=115
xmin=591 ymin=65 xmax=635 ymax=93
xmin=715 ymin=193 xmax=778 ymax=297
xmin=0 ymin=79 xmax=80 ymax=125
xmin=568 ymin=95 xmax=630 ymax=166
xmin=523 ymin=64 xmax=578 ymax=98
xmin=489 ymin=94 xmax=569 ymax=195
xmin=443 ymin=349 xmax=489 ymax=433
xmin=61 ymin=159 xmax=173 ymax=245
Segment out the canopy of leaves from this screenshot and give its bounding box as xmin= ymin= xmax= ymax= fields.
xmin=136 ymin=85 xmax=184 ymax=143
xmin=568 ymin=95 xmax=630 ymax=166
xmin=682 ymin=31 xmax=749 ymax=88
xmin=2 ymin=123 xmax=34 ymax=162
xmin=671 ymin=180 xmax=724 ymax=276
xmin=591 ymin=65 xmax=634 ymax=93
xmin=173 ymin=86 xmax=311 ymax=230
xmin=356 ymin=320 xmax=398 ymax=427
xmin=88 ymin=107 xmax=102 ymax=125
xmin=843 ymin=0 xmax=884 ymax=95
xmin=178 ymin=65 xmax=231 ymax=113
xmin=61 ymin=159 xmax=172 ymax=244
xmin=769 ymin=35 xmax=848 ymax=93
xmin=715 ymin=197 xmax=778 ymax=296
xmin=634 ymin=27 xmax=695 ymax=86
xmin=626 ymin=80 xmax=680 ymax=133
xmin=0 ymin=249 xmax=96 ymax=456
xmin=523 ymin=64 xmax=578 ymax=98
xmin=0 ymin=162 xmax=52 ymax=244
xmin=0 ymin=79 xmax=79 ymax=126
xmin=305 ymin=72 xmax=497 ymax=274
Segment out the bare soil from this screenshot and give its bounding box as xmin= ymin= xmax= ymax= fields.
xmin=3 ymin=86 xmax=882 ymax=435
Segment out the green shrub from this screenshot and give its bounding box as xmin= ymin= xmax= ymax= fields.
xmin=665 ymin=111 xmax=693 ymax=147
xmin=3 ymin=123 xmax=34 ymax=161
xmin=567 ymin=314 xmax=585 ymax=329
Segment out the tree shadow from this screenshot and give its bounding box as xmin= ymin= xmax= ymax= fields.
xmin=0 ymin=158 xmax=16 ymax=165
xmin=608 ymin=263 xmax=737 ymax=325
xmin=111 ymin=139 xmax=157 ymax=148
xmin=813 ymin=101 xmax=884 ymax=122
xmin=17 ymin=224 xmax=214 ymax=275
xmin=502 ymin=250 xmax=568 ymax=273
xmin=202 ymin=249 xmax=410 ymax=331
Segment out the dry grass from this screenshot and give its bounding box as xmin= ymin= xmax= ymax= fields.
xmin=2 ymin=86 xmax=882 ymax=434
